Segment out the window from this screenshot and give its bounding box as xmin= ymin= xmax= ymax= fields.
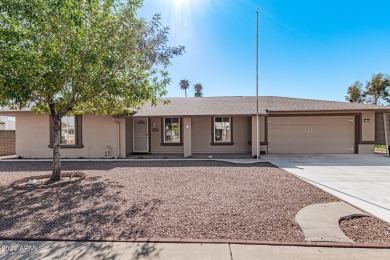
xmin=49 ymin=115 xmax=83 ymax=148
xmin=61 ymin=116 xmax=76 ymax=145
xmin=163 ymin=117 xmax=181 ymax=144
xmin=213 ymin=117 xmax=232 ymax=143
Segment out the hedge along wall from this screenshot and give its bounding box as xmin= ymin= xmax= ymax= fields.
xmin=0 ymin=130 xmax=16 ymax=156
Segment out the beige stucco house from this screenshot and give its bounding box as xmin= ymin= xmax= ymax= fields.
xmin=1 ymin=96 xmax=390 ymax=158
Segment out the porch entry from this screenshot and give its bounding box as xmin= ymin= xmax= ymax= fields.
xmin=133 ymin=118 xmax=149 ymax=153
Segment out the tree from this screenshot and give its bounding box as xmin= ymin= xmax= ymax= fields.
xmin=364 ymin=73 xmax=390 ymax=105
xmin=0 ymin=0 xmax=184 ymax=181
xmin=179 ymin=79 xmax=190 ymax=97
xmin=194 ymin=83 xmax=203 ymax=97
xmin=345 ymin=81 xmax=365 ymax=103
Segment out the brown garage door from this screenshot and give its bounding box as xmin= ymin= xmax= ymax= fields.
xmin=268 ymin=116 xmax=355 ymax=154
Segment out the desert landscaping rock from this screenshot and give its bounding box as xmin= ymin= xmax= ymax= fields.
xmin=26 ymin=179 xmax=38 ymax=185
xmin=0 ymin=160 xmax=388 ymax=243
xmin=340 ymin=216 xmax=390 ymax=244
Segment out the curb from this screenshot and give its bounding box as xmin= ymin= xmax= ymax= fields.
xmin=0 ymin=158 xmax=268 ymax=165
xmin=1 ymin=236 xmax=390 ymax=249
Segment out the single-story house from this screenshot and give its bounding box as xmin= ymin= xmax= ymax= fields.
xmin=1 ymin=96 xmax=390 ymax=158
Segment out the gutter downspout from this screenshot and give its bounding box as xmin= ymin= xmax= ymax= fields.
xmin=113 ymin=117 xmax=120 ymax=159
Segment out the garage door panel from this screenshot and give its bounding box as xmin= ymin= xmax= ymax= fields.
xmin=268 ymin=116 xmax=355 ymax=154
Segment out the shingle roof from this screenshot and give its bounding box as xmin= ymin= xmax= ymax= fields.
xmin=134 ymin=96 xmax=390 ymax=117
xmin=1 ymin=96 xmax=389 ymax=116
xmin=0 ymin=107 xmax=31 ymax=113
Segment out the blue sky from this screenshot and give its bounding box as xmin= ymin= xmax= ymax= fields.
xmin=139 ymin=0 xmax=390 ymax=101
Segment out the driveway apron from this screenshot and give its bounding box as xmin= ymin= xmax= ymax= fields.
xmin=265 ymin=154 xmax=390 ymax=223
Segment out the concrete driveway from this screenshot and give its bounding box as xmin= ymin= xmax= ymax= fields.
xmin=264 ymin=154 xmax=390 ymax=223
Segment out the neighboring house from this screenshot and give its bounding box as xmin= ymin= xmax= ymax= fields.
xmin=0 ymin=116 xmax=16 ymax=156
xmin=0 ymin=116 xmax=15 ymax=130
xmin=1 ymin=96 xmax=390 ymax=158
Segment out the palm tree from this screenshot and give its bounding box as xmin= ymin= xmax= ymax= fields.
xmin=194 ymin=83 xmax=203 ymax=97
xmin=179 ymin=79 xmax=190 ymax=97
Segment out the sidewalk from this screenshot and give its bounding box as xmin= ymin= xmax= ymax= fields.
xmin=0 ymin=157 xmax=266 ymax=164
xmin=1 ymin=241 xmax=389 ymax=260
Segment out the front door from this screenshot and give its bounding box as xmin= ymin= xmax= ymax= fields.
xmin=133 ymin=118 xmax=149 ymax=153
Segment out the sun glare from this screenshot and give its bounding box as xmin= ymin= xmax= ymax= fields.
xmin=154 ymin=0 xmax=213 ymax=43
xmin=172 ymin=0 xmax=203 ymax=10
xmin=168 ymin=0 xmax=200 ymax=41
xmin=173 ymin=0 xmax=190 ymax=6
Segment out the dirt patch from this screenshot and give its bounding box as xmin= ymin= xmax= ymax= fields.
xmin=12 ymin=172 xmax=86 ymax=190
xmin=0 ymin=160 xmax=387 ymax=244
xmin=340 ymin=216 xmax=390 ymax=244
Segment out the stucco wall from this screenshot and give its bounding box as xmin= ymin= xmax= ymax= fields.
xmin=191 ymin=116 xmax=251 ymax=153
xmin=358 ymin=144 xmax=375 ymax=154
xmin=127 ymin=116 xmax=251 ymax=155
xmin=361 ymin=111 xmax=375 ymax=142
xmin=183 ymin=117 xmax=192 ymax=157
xmin=118 ymin=117 xmax=127 ymax=157
xmin=251 ymin=116 xmax=266 ymax=156
xmin=15 ymin=112 xmax=126 ymax=158
xmin=125 ymin=118 xmax=133 ymax=155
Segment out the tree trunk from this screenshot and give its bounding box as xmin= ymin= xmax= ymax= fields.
xmin=185 ymin=89 xmax=187 ymax=97
xmin=52 ymin=115 xmax=62 ymax=181
xmin=374 ymin=94 xmax=379 ymax=105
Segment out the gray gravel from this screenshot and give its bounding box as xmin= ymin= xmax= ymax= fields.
xmin=0 ymin=160 xmax=384 ymax=243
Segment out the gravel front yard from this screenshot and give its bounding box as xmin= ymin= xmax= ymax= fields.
xmin=0 ymin=161 xmax=389 ymax=243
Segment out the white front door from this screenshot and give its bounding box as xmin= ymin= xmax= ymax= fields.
xmin=133 ymin=118 xmax=149 ymax=153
